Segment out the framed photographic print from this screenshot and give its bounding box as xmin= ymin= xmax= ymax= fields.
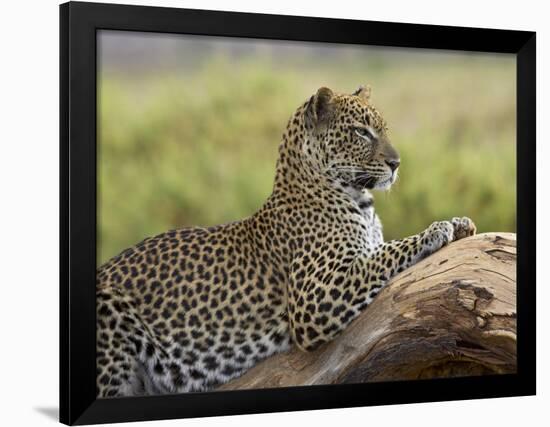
xmin=60 ymin=1 xmax=536 ymax=425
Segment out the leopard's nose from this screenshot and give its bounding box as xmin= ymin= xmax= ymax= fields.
xmin=385 ymin=159 xmax=400 ymax=172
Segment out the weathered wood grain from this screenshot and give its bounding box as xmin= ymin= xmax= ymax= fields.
xmin=220 ymin=232 xmax=517 ymax=390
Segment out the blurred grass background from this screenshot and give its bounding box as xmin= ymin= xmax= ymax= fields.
xmin=98 ymin=31 xmax=516 ymax=265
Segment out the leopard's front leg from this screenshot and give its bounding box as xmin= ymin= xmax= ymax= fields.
xmin=287 ymin=216 xmax=476 ymax=351
xmin=413 ymin=216 xmax=477 ymax=266
xmin=366 ymin=216 xmax=476 ymax=298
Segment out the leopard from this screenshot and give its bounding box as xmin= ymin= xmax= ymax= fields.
xmin=96 ymin=85 xmax=476 ymax=397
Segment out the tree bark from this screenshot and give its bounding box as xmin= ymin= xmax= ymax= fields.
xmin=220 ymin=232 xmax=517 ymax=390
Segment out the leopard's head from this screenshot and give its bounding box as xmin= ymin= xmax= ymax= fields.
xmin=304 ymin=85 xmax=400 ymax=191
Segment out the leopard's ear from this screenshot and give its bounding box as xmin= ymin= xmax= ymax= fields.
xmin=306 ymin=87 xmax=335 ymax=128
xmin=353 ymin=84 xmax=372 ymax=102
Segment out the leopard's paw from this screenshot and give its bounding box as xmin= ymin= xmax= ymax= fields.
xmin=423 ymin=220 xmax=454 ymax=250
xmin=451 ymin=216 xmax=477 ymax=241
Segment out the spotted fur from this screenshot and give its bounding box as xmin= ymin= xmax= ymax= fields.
xmin=96 ymin=85 xmax=476 ymax=397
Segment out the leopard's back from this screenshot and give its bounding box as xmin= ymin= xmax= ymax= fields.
xmin=96 ymin=219 xmax=290 ymax=396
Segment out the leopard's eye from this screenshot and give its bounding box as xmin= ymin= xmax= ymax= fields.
xmin=354 ymin=127 xmax=373 ymax=140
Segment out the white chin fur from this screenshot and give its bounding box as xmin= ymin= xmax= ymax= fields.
xmin=374 ymin=180 xmax=392 ymax=191
xmin=374 ymin=170 xmax=398 ymax=191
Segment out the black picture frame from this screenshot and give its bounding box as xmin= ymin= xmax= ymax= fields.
xmin=60 ymin=1 xmax=536 ymax=425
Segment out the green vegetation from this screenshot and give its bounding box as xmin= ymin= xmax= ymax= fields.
xmin=98 ymin=53 xmax=516 ymax=265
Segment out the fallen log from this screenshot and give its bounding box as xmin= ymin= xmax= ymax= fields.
xmin=221 ymin=232 xmax=517 ymax=389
